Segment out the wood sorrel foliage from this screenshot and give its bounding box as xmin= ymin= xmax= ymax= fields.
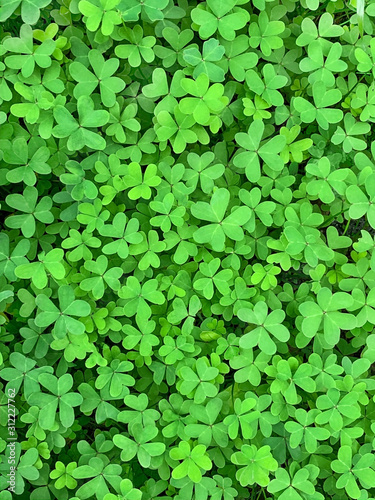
xmin=0 ymin=0 xmax=375 ymax=499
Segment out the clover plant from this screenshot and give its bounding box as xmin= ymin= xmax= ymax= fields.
xmin=0 ymin=0 xmax=375 ymax=500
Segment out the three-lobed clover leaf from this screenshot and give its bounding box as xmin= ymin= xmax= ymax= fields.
xmin=177 ymin=357 xmax=219 ymax=404
xmin=122 ymin=162 xmax=161 ymax=200
xmin=315 ymin=388 xmax=361 ymax=430
xmin=99 ymin=213 xmax=142 ymax=259
xmin=185 ymin=397 xmax=228 ymax=447
xmin=119 ymin=276 xmax=165 ymax=319
xmin=78 ymin=0 xmax=122 ymax=36
xmin=117 ymin=393 xmax=160 ymax=429
xmin=113 ymin=423 xmax=165 ymax=468
xmin=191 ymin=188 xmax=251 ymax=252
xmin=0 ymin=352 xmax=53 ymax=400
xmin=183 ymin=38 xmax=225 ymax=82
xmin=231 ymin=444 xmax=278 ymax=487
xmin=221 ymin=34 xmax=258 ymax=81
xmin=245 ymin=64 xmax=288 ymax=107
xmin=115 ymin=25 xmax=156 ymax=67
xmin=268 ymin=467 xmax=316 ymax=500
xmin=72 ymin=457 xmax=122 ymax=500
xmin=305 ymin=156 xmax=350 ymax=204
xmin=266 ymin=357 xmax=316 ymax=404
xmin=169 ymin=441 xmax=212 ymax=483
xmin=0 ymin=0 xmax=51 ymax=24
xmin=118 ymin=0 xmax=169 ymax=22
xmin=28 ymin=372 xmax=83 ymax=430
xmin=96 ymin=359 xmax=135 ymax=397
xmin=284 ymin=408 xmax=331 ymax=453
xmin=299 ymin=287 xmax=356 ymax=346
xmin=5 ymin=186 xmax=54 ymax=238
xmin=224 ymin=397 xmax=260 ymax=440
xmin=234 ymin=120 xmax=286 ymax=182
xmin=3 ymin=24 xmax=55 ymax=78
xmin=103 ymin=479 xmax=142 ymax=500
xmin=193 ymin=257 xmax=233 ymax=300
xmin=80 ymin=255 xmax=123 ymax=299
xmin=249 ymin=11 xmax=285 ymax=56
xmin=331 ymin=113 xmax=370 ymax=153
xmin=331 ymin=446 xmax=375 ymax=499
xmin=0 ymin=233 xmax=30 ymax=282
xmin=2 ymin=137 xmax=51 ymax=186
xmin=0 ymin=444 xmax=40 ymax=495
xmin=355 ymin=37 xmax=375 ymax=77
xmin=179 ymin=73 xmax=229 ymax=127
xmin=155 ymin=108 xmax=198 ymax=154
xmin=299 ymin=41 xmax=348 ymax=87
xmin=191 ymin=0 xmax=250 ymax=42
xmin=346 ymin=173 xmax=375 ymax=229
xmin=35 ymin=285 xmax=91 ymax=338
xmin=52 ymin=95 xmax=109 ymax=151
xmin=294 ymin=80 xmax=343 ymax=130
xmin=15 ymin=248 xmax=65 ymax=289
xmin=296 ymin=12 xmax=344 ymax=47
xmin=158 ymin=334 xmax=195 ymax=364
xmin=69 ymin=49 xmax=125 ymax=107
xmin=283 ymin=224 xmax=334 ymax=268
xmin=237 ymin=301 xmax=290 ymax=356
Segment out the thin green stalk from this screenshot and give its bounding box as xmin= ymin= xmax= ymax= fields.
xmin=255 ymin=488 xmax=264 ymax=500
xmin=343 ymin=217 xmax=351 ymax=235
xmin=320 ymin=208 xmax=349 ymax=228
xmin=341 ymin=74 xmax=367 ymax=100
xmin=357 ymin=0 xmax=365 ymax=37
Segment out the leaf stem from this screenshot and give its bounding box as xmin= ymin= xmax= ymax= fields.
xmin=343 ymin=217 xmax=351 ymax=235
xmin=341 ymin=74 xmax=367 ymax=100
xmin=320 ymin=208 xmax=348 ymax=228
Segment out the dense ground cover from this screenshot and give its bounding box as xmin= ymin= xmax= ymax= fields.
xmin=0 ymin=0 xmax=375 ymax=499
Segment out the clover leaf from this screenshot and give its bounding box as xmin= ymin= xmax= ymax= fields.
xmin=113 ymin=423 xmax=165 ymax=468
xmin=294 ymin=81 xmax=343 ymax=130
xmin=78 ymin=0 xmax=122 ymax=36
xmin=52 ymin=95 xmax=109 ymax=151
xmin=299 ymin=287 xmax=357 ymax=346
xmin=0 ymin=0 xmax=51 ymax=24
xmin=179 ymin=73 xmax=229 ymax=127
xmin=5 ymin=186 xmax=54 ymax=238
xmin=346 ymin=173 xmax=375 ymax=229
xmin=69 ymin=50 xmax=125 ymax=107
xmin=234 ymin=120 xmax=286 ymax=182
xmin=237 ymin=301 xmax=290 ymax=355
xmin=169 ymin=441 xmax=212 ymax=483
xmin=191 ymin=188 xmax=251 ymax=252
xmin=177 ymin=357 xmax=219 ymax=404
xmin=4 ymin=24 xmax=55 ymax=78
xmin=191 ymin=0 xmax=250 ymax=42
xmin=72 ymin=457 xmax=122 ymax=500
xmin=28 ymin=372 xmax=83 ymax=430
xmin=231 ymin=445 xmax=278 ymax=487
xmin=268 ymin=467 xmax=316 ymax=500
xmin=331 ymin=446 xmax=375 ymax=499
xmin=35 ymin=285 xmax=91 ymax=338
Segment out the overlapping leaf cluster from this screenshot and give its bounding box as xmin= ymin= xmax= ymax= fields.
xmin=0 ymin=0 xmax=375 ymax=499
